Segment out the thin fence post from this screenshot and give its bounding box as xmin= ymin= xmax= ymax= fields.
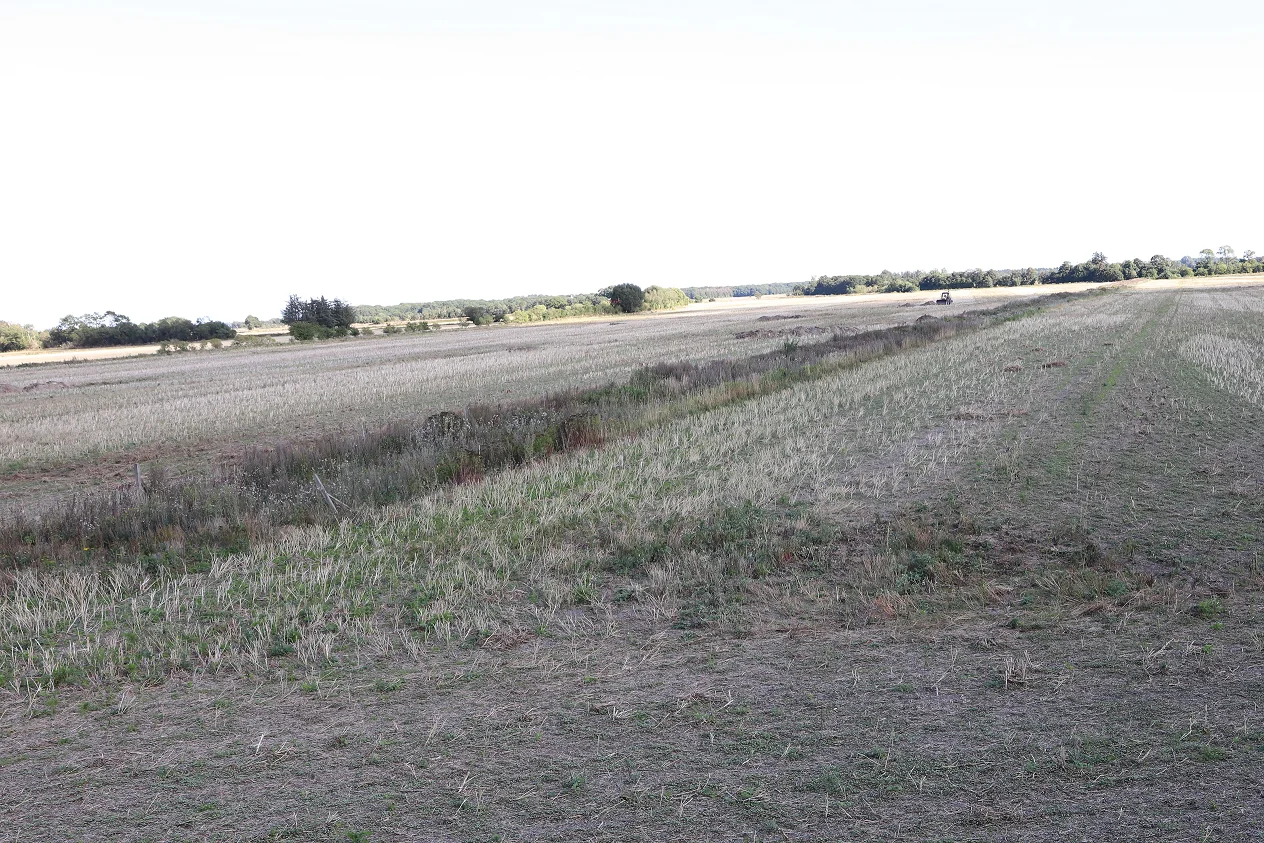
xmin=135 ymin=464 xmax=144 ymax=499
xmin=313 ymin=473 xmax=339 ymax=515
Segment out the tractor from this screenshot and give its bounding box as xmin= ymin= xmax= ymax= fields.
xmin=935 ymin=290 xmax=953 ymax=305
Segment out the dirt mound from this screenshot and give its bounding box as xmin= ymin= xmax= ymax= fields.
xmin=756 ymin=314 xmax=803 ymax=322
xmin=22 ymin=380 xmax=68 ymax=391
xmin=916 ymin=314 xmax=942 ymax=323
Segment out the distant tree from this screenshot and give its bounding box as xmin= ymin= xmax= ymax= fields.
xmin=642 ymin=286 xmax=690 ymax=311
xmin=463 ymin=306 xmax=493 ymax=326
xmin=243 ymin=315 xmax=263 ymax=330
xmin=607 ymin=283 xmax=645 ymax=313
xmin=281 ymin=296 xmax=357 ymax=333
xmin=0 ymin=321 xmax=41 ymax=352
xmin=281 ymin=296 xmax=304 ymax=325
xmin=1217 ymin=245 xmax=1235 ymax=262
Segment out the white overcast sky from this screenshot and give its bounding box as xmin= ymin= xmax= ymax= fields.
xmin=2 ymin=1 xmax=1262 ymax=327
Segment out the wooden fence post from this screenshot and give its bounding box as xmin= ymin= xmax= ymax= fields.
xmin=313 ymin=473 xmax=339 ymax=515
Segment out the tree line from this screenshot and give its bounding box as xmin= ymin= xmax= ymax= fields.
xmin=355 ymin=292 xmax=611 ymax=323
xmin=680 ymin=283 xmax=798 ymax=300
xmin=355 ymin=285 xmax=692 ymax=328
xmin=7 ymin=248 xmax=1258 ymax=352
xmin=799 ymin=248 xmax=1263 ymax=296
xmin=34 ymin=312 xmax=237 ymax=349
xmin=457 ymin=284 xmax=688 ymax=326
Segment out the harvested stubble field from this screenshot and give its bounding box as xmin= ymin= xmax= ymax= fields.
xmin=0 ymin=287 xmax=1091 ymax=508
xmin=2 ymin=280 xmax=1262 ymax=842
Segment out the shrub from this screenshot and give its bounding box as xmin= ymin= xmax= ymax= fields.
xmin=288 ymin=322 xmax=320 ymax=341
xmin=643 ymin=286 xmax=690 ymax=311
xmin=0 ymin=321 xmax=41 ymax=352
xmin=464 ymin=306 xmax=493 ymax=326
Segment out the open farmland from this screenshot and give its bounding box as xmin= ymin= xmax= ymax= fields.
xmin=2 ymin=280 xmax=1262 ymax=841
xmin=1 ymin=286 xmax=1092 ymax=508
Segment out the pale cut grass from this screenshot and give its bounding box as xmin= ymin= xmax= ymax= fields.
xmin=1173 ymin=287 xmax=1264 ymax=409
xmin=1179 ymin=334 xmax=1264 ymax=407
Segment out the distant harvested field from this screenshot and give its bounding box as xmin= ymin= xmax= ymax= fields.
xmin=0 ymin=343 xmax=170 ymax=367
xmin=1 ymin=285 xmax=1099 ymax=505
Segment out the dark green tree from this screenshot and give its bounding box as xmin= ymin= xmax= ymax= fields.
xmin=607 ymin=283 xmax=645 ymax=313
xmin=281 ymin=296 xmax=357 ymax=330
